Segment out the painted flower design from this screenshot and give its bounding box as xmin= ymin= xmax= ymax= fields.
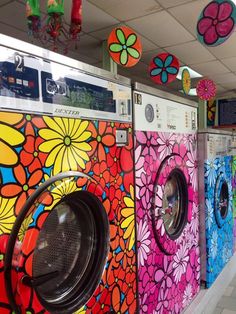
xmin=137 ymin=219 xmax=151 ymax=267
xmin=0 ymin=165 xmax=43 ymax=216
xmin=157 ymin=132 xmax=176 ymax=159
xmin=109 ymin=27 xmax=141 ymax=66
xmin=74 ymin=308 xmax=86 ymax=314
xmin=190 ymin=202 xmax=199 ymax=236
xmin=210 ymin=230 xmax=218 ymax=259
xmin=205 ymin=159 xmax=218 ymax=187
xmin=155 ymin=287 xmax=169 ymax=313
xmin=173 ymin=244 xmax=190 ymax=283
xmin=155 ymin=256 xmax=173 ymax=289
xmin=186 ymin=147 xmax=198 ymax=192
xmin=46 ymin=176 xmax=79 ymax=210
xmin=206 ymin=198 xmax=214 ymax=230
xmin=197 ymin=79 xmax=216 ymax=101
xmin=182 ymin=283 xmax=193 ymax=307
xmin=0 ymin=197 xmax=17 ymax=234
xmin=182 ymin=68 xmax=191 ymax=94
xmin=150 ymin=53 xmax=179 ymax=85
xmin=88 ymin=121 xmax=115 ymax=162
xmin=197 ymin=1 xmax=236 ymax=46
xmin=20 ymin=135 xmax=47 ymax=173
xmin=39 ymin=117 xmax=92 ymax=174
xmin=121 ymin=185 xmax=135 ymax=251
xmin=0 ymin=112 xmax=25 ymax=166
xmin=18 ymin=213 xmax=33 ymax=242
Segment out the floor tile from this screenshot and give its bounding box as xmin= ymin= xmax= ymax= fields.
xmin=217 ymin=296 xmax=236 ymax=311
xmin=221 ymin=310 xmax=236 ymax=314
xmin=231 ymin=288 xmax=236 ymax=297
xmin=224 ymin=286 xmax=234 ymax=297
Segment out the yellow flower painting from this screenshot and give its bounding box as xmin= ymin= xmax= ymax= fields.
xmin=121 ymin=185 xmax=135 ymax=251
xmin=0 ymin=197 xmax=17 ymax=234
xmin=39 ymin=117 xmax=92 ymax=174
xmin=0 ymin=112 xmax=24 ymax=166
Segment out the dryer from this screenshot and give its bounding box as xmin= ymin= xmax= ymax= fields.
xmin=0 ymin=34 xmax=136 ymax=314
xmin=134 ymin=83 xmax=200 ymax=313
xmin=198 ymin=129 xmax=233 ymax=288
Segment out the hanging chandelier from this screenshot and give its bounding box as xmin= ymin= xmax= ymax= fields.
xmin=26 ymin=0 xmax=82 ymax=54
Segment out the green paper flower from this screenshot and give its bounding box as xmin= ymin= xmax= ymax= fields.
xmin=109 ymin=28 xmax=140 ymax=65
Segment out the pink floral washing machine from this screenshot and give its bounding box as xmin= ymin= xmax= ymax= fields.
xmin=133 ymin=83 xmax=200 ymax=313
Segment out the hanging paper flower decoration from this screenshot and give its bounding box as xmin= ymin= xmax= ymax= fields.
xmin=197 ymin=79 xmax=217 ymax=100
xmin=108 ymin=26 xmax=142 ymax=67
xmin=149 ymin=53 xmax=179 ymax=85
xmin=196 ymin=0 xmax=236 ymax=46
xmin=182 ymin=68 xmax=191 ymax=95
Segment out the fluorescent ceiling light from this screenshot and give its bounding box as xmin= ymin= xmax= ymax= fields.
xmin=179 ymin=88 xmax=197 ymax=96
xmin=177 ymin=66 xmax=202 ymax=80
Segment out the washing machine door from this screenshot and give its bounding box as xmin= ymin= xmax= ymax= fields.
xmin=152 ymin=155 xmax=189 ymax=255
xmin=214 ymin=172 xmax=230 ymax=228
xmin=4 ymin=171 xmax=109 ymax=314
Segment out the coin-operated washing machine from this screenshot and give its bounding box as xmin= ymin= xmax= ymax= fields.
xmin=231 ymin=133 xmax=236 ymax=252
xmin=0 ymin=34 xmax=137 ymax=314
xmin=198 ymin=129 xmax=233 ymax=288
xmin=133 ymin=83 xmax=200 ymax=313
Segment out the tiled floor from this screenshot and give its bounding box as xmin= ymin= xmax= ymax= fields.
xmin=214 ymin=274 xmax=236 ymax=313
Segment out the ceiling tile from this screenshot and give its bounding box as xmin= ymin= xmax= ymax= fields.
xmin=126 ymin=10 xmax=194 ymax=47
xmin=87 ymin=0 xmax=162 ymax=21
xmin=211 ymin=73 xmax=236 ymax=84
xmin=166 ymin=40 xmax=215 ymax=65
xmin=141 ymin=48 xmax=165 ymax=65
xmin=90 ymin=26 xmax=158 ymax=52
xmin=168 ymin=0 xmax=210 ymax=36
xmin=192 ymin=61 xmax=230 ymax=76
xmin=67 ymin=50 xmax=98 ymax=65
xmin=157 ymin=0 xmax=194 ymax=9
xmin=220 ymin=81 xmax=236 ymax=90
xmin=0 ymin=1 xmax=27 ymax=31
xmin=0 ymin=22 xmax=29 ymax=42
xmin=73 ymin=34 xmax=101 ymax=60
xmin=0 ymin=0 xmax=13 ymax=7
xmin=207 ymin=32 xmax=236 ymax=59
xmin=221 ymin=57 xmax=236 ymax=72
xmin=82 ymin=1 xmax=119 ymax=33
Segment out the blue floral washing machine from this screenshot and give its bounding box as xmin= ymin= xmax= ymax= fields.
xmin=198 ymin=129 xmax=233 ymax=288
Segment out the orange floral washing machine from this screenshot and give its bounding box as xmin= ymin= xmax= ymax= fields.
xmin=0 ymin=34 xmax=136 ymax=314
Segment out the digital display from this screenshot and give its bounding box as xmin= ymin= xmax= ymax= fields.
xmin=0 ymin=61 xmax=39 ymax=100
xmin=218 ymin=99 xmax=236 ymax=126
xmin=41 ymin=71 xmax=116 ymax=113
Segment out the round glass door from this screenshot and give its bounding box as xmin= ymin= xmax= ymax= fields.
xmin=162 ymin=169 xmax=188 ymax=239
xmin=219 ymin=181 xmax=228 ymax=219
xmin=4 ymin=173 xmax=109 ymax=314
xmin=33 ymin=196 xmax=97 ymax=305
xmin=215 ymin=174 xmax=229 ymax=228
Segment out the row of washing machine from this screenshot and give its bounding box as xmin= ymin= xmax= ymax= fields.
xmin=0 ymin=34 xmax=235 ymax=314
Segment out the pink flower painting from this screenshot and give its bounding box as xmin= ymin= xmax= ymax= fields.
xmin=197 ymin=0 xmax=236 ymax=46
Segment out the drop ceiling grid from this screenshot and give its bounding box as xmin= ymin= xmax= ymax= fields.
xmin=0 ymin=0 xmax=235 ymax=98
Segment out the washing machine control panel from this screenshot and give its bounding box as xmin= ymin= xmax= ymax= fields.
xmin=206 ymin=133 xmax=232 ymax=158
xmin=0 ymin=45 xmax=132 ymax=122
xmin=133 ymin=91 xmax=197 ymax=133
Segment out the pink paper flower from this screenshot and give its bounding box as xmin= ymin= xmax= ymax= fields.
xmin=196 ymin=79 xmax=216 ymax=100
xmin=197 ymin=1 xmax=235 ymax=45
